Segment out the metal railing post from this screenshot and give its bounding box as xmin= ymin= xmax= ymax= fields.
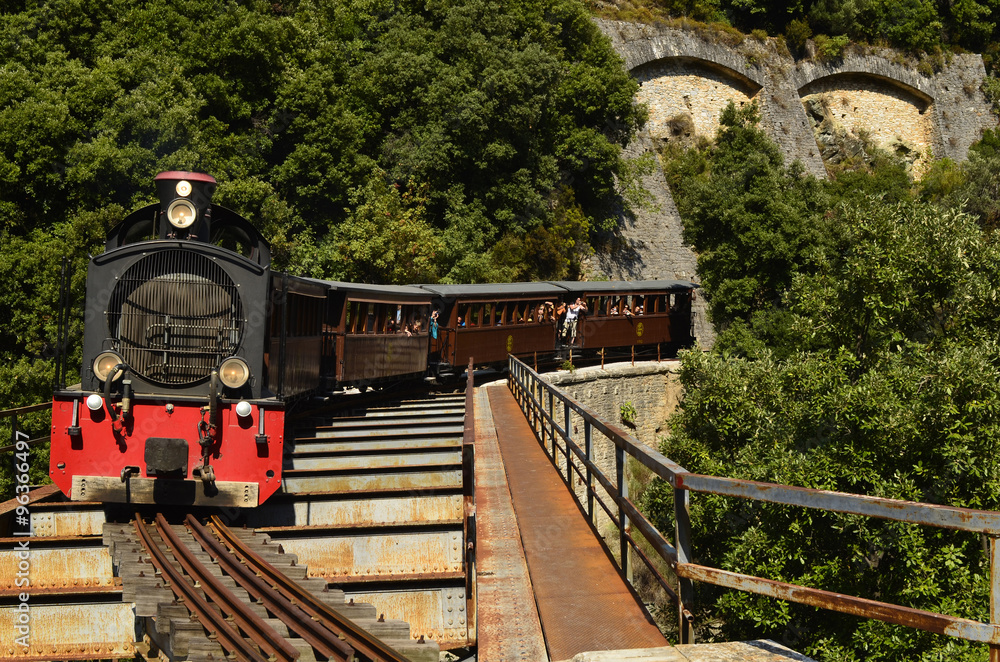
xmin=676 ymin=486 xmax=695 ymax=644
xmin=585 ymin=421 xmax=594 ymax=522
xmin=548 ymin=389 xmax=556 ymax=460
xmin=991 ymin=535 xmax=1000 ymax=662
xmin=564 ymin=401 xmax=572 ymax=486
xmin=617 ymin=443 xmax=630 ymax=581
xmin=532 ymin=376 xmax=539 ymax=434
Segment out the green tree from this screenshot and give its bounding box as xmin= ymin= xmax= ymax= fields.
xmin=664 ymin=101 xmax=831 ymax=339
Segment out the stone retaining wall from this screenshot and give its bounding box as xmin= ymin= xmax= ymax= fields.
xmin=539 ymin=360 xmax=684 ymax=534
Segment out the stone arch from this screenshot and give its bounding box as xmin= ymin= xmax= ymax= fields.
xmin=798 ymin=72 xmax=936 ymax=175
xmin=634 ymin=57 xmax=763 ymax=147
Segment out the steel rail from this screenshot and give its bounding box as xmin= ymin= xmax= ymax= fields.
xmin=208 ymin=515 xmax=412 ymax=662
xmin=132 ymin=514 xmax=290 ymax=662
xmin=183 ymin=514 xmax=355 ymax=662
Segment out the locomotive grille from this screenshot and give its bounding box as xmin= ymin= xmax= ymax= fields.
xmin=107 ymin=250 xmax=245 ymax=386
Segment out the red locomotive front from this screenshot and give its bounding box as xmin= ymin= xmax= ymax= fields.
xmin=49 ymin=171 xmax=286 ymax=507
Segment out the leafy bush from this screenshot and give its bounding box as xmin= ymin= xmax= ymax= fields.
xmin=813 ymin=34 xmax=850 ymax=60
xmin=619 ymin=401 xmax=637 ymax=426
xmin=783 ymin=18 xmax=812 ymax=54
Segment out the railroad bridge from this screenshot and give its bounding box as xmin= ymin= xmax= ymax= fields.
xmin=3 ymin=357 xmax=1000 ymax=661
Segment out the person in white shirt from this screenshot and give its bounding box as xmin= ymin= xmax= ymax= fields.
xmin=562 ymin=297 xmax=587 ymax=345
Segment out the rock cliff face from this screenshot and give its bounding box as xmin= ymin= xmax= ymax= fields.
xmin=590 ymin=19 xmax=998 ymax=348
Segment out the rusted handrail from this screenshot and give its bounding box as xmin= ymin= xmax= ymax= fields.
xmin=462 ymin=357 xmax=477 ymax=646
xmin=0 ymin=403 xmax=52 ymax=418
xmin=507 ymin=355 xmax=1000 ymax=653
xmin=0 ymin=401 xmax=52 ymax=453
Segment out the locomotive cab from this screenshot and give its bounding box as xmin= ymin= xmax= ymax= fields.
xmin=50 ymin=172 xmax=283 ymax=508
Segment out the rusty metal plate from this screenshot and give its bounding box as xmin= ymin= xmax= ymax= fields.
xmin=308 ymin=414 xmax=466 ymax=429
xmin=310 ymin=423 xmax=464 ymax=439
xmin=291 ymin=437 xmax=462 ymax=454
xmin=255 ymin=494 xmax=464 ymax=527
xmin=30 ymin=510 xmax=106 ymax=537
xmin=675 ymin=640 xmax=817 ymax=661
xmin=288 ymin=451 xmax=462 ymax=471
xmin=347 ymin=407 xmax=466 ymax=418
xmin=345 ymin=586 xmax=470 ymax=648
xmin=0 ymin=546 xmax=115 ymax=590
xmin=71 ymin=475 xmax=258 ymax=508
xmin=0 ymin=601 xmax=135 ymax=660
xmin=276 ymin=530 xmax=464 ymax=578
xmin=282 ymin=469 xmax=462 ymax=494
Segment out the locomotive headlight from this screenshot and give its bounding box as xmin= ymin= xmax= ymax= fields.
xmin=93 ymin=352 xmax=124 ymax=382
xmin=219 ymin=357 xmax=250 ymax=389
xmin=166 ymin=199 xmax=197 ymax=229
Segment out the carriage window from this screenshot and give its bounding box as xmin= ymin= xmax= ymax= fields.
xmin=353 ymin=302 xmax=364 ymax=333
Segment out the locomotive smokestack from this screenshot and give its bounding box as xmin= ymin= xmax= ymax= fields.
xmin=154 ymin=171 xmax=217 ymax=241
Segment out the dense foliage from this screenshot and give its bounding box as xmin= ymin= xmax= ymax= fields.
xmin=0 ymin=0 xmax=646 ymax=493
xmin=651 ymin=104 xmax=1000 ymax=660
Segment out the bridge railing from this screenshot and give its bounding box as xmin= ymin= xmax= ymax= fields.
xmin=507 ymin=355 xmax=1000 ymax=655
xmin=0 ymin=402 xmax=52 ymax=453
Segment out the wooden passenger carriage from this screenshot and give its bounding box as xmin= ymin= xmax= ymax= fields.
xmin=419 ymin=283 xmax=567 ymax=369
xmin=320 ymin=281 xmax=432 ymax=386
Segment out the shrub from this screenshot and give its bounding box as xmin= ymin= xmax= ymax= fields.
xmin=814 ymin=34 xmax=850 ymax=60
xmin=784 ymin=18 xmax=811 ymax=54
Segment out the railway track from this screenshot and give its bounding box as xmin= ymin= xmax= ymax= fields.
xmin=113 ymin=513 xmax=431 ymax=661
xmin=0 ymin=383 xmax=475 ymax=659
xmin=249 ymin=389 xmax=476 ymax=649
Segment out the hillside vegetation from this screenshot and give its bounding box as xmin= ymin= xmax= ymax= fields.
xmin=647 ymin=103 xmax=1000 ymax=661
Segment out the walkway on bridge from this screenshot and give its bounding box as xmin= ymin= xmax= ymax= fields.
xmin=476 ymin=382 xmax=667 ymax=661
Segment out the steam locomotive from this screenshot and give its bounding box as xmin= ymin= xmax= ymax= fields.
xmin=49 ymin=172 xmax=697 ymax=508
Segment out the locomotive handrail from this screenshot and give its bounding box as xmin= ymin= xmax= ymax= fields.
xmin=507 ymin=355 xmax=1000 ymax=653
